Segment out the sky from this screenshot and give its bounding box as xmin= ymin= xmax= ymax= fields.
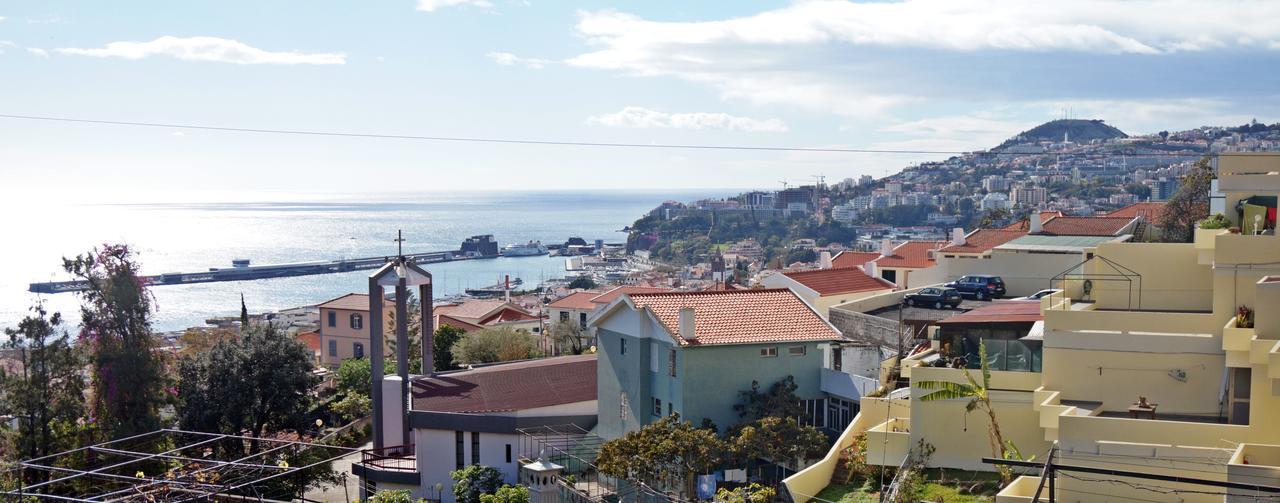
xmin=2 ymin=0 xmax=1279 ymax=203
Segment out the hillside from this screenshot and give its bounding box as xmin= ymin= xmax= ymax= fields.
xmin=997 ymin=119 xmax=1127 ymax=149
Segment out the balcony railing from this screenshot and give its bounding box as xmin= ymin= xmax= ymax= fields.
xmin=360 ymin=443 xmax=417 ymax=473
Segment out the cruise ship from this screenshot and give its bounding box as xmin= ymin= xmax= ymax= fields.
xmin=502 ymin=240 xmax=549 ymax=256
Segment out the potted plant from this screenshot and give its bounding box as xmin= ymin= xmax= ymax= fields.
xmin=1236 ymin=305 xmax=1254 ymax=329
xmin=1200 ymin=213 xmax=1230 ymax=230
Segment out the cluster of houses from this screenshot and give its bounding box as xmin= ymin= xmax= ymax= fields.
xmin=342 ymin=153 xmax=1280 ymax=503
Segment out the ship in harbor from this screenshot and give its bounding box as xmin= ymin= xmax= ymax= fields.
xmin=501 ymin=240 xmax=549 ymax=257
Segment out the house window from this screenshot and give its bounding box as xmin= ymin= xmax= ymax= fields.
xmin=471 ymin=432 xmax=480 ymax=465
xmin=760 ymin=347 xmax=778 ymax=358
xmin=328 ymin=340 xmax=337 ymax=357
xmin=653 ymin=398 xmax=662 ymax=416
xmin=560 ymin=311 xmax=569 ymax=322
xmin=789 ymin=345 xmax=807 ymax=356
xmin=505 ymin=444 xmax=512 ymax=463
xmin=455 ymin=431 xmax=464 ymax=469
xmin=620 ymin=338 xmax=627 ymax=355
xmin=832 ymin=347 xmax=843 ymax=371
xmin=353 ymin=342 xmax=364 ymax=359
xmin=667 ymin=402 xmax=674 ymax=416
xmin=327 ymin=311 xmax=336 ymax=327
xmin=668 ymin=349 xmax=677 ymax=377
xmin=350 ymin=313 xmax=363 ymax=330
xmin=619 ymin=393 xmax=629 ymax=421
xmin=579 ymin=312 xmax=588 ymax=329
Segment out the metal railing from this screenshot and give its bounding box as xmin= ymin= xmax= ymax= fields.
xmin=360 ymin=443 xmax=417 ymax=472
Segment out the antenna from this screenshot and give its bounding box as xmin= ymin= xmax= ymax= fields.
xmin=811 ymin=174 xmax=827 ymax=187
xmin=778 ymin=179 xmax=789 ymax=190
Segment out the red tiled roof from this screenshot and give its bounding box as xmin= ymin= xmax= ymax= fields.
xmin=436 ymin=314 xmax=486 ymax=333
xmin=1040 ymin=216 xmax=1134 ymax=236
xmin=938 ymin=229 xmax=1028 ymax=254
xmin=1002 ymin=211 xmax=1064 ymax=231
xmin=434 ymin=300 xmax=530 ymax=321
xmin=782 ymin=267 xmax=895 ymax=296
xmin=481 ymin=309 xmax=538 ymax=324
xmin=590 ymin=286 xmax=672 ymax=305
xmin=548 ymin=291 xmax=603 ymax=310
xmin=831 ymin=251 xmax=881 ymax=269
xmin=1107 ymin=202 xmax=1166 ymax=222
xmin=937 ymin=301 xmax=1043 ymax=324
xmin=296 ymin=331 xmax=319 ymax=354
xmin=317 ymin=293 xmax=391 ymax=311
xmin=411 ymin=355 xmax=597 ymax=413
xmin=875 ymin=241 xmax=946 ymax=269
xmin=626 ymin=289 xmax=840 ymax=347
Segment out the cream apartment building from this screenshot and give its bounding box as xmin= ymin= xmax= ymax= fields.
xmin=786 ymin=153 xmax=1280 ymax=503
xmin=318 ymin=293 xmax=395 ymax=368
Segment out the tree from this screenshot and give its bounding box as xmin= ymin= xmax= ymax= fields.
xmin=552 ymin=320 xmax=588 ymax=355
xmin=177 ymin=323 xmax=318 ymax=454
xmin=452 ymin=328 xmax=540 ymax=365
xmin=733 ymin=376 xmax=804 ymax=421
xmin=785 ymin=248 xmax=817 ymax=265
xmin=596 ymin=414 xmax=726 ymax=496
xmin=916 ymin=342 xmax=1018 ymax=484
xmin=368 ymin=489 xmax=414 ymax=503
xmin=568 ymin=275 xmax=597 ymax=290
xmin=177 ymin=327 xmax=236 ymax=357
xmin=0 ymin=305 xmax=85 ymax=461
xmin=1159 ymin=157 xmax=1213 ymax=242
xmin=434 ymin=324 xmax=465 ymax=371
xmin=480 ymin=485 xmax=530 ymax=503
xmin=335 ymin=357 xmax=375 ymax=396
xmin=714 ymin=483 xmax=775 ymax=503
xmin=451 ymin=464 xmax=504 ymax=503
xmin=64 ymin=244 xmax=166 ymax=439
xmin=730 ymin=416 xmax=828 ymax=467
xmin=239 ymin=293 xmax=249 ymax=327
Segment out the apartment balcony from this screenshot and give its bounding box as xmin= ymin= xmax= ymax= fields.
xmin=820 ymin=368 xmax=879 ymax=401
xmin=352 ymin=443 xmax=420 ymax=486
xmin=1227 ymin=444 xmax=1280 ymax=502
xmin=1217 ymin=153 xmax=1280 ymax=193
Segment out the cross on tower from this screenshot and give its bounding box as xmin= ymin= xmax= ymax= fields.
xmin=394 ymin=229 xmax=406 ymax=257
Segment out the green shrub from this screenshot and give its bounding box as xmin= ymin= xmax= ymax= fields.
xmin=1199 ymin=213 xmax=1230 ymax=229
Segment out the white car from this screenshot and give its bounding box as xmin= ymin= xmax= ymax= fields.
xmin=1014 ymin=289 xmax=1059 ymax=301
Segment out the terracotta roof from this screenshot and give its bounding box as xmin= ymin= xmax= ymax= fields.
xmin=874 ymin=241 xmax=946 ymax=269
xmin=317 ymin=293 xmax=391 ymax=311
xmin=626 ymin=289 xmax=840 ymax=347
xmin=782 ymin=267 xmax=896 ymax=296
xmin=296 ymin=331 xmax=320 ymax=354
xmin=937 ymin=301 xmax=1043 ymax=324
xmin=1107 ymin=202 xmax=1166 ymax=222
xmin=1002 ymin=211 xmax=1065 ymax=231
xmin=1039 ymin=216 xmax=1134 ymax=236
xmin=590 ymin=286 xmax=671 ymax=305
xmin=938 ymin=229 xmax=1027 ymax=255
xmin=548 ymin=291 xmax=603 ymax=310
xmin=434 ymin=300 xmax=529 ymax=321
xmin=831 ymin=251 xmax=881 ymax=269
xmin=436 ymin=314 xmax=486 ymax=333
xmin=481 ymin=309 xmax=538 ymax=324
xmin=411 ymin=355 xmax=597 ymax=413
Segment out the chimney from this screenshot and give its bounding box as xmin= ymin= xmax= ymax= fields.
xmin=864 ymin=260 xmax=878 ymax=279
xmin=678 ymin=308 xmax=696 ymax=341
xmin=1029 ymin=214 xmax=1043 ymax=234
xmin=880 ymin=239 xmax=893 ymax=258
xmin=819 ymin=251 xmax=833 ymax=269
xmin=952 ymin=228 xmax=966 ymax=246
xmin=504 ymin=274 xmax=511 ymax=303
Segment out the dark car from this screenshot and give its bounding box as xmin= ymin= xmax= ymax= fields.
xmin=946 ymin=274 xmax=1006 ymax=300
xmin=902 ymin=287 xmax=962 ymax=309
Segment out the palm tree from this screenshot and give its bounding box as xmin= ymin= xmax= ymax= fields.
xmin=916 ymin=342 xmax=1014 ymax=484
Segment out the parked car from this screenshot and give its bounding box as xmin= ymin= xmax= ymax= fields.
xmin=1014 ymin=289 xmax=1059 ymax=301
xmin=903 ymin=287 xmax=962 ymax=309
xmin=946 ymin=275 xmax=1006 ymax=300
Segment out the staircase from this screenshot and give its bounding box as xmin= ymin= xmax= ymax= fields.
xmin=829 ymin=447 xmax=854 ymax=484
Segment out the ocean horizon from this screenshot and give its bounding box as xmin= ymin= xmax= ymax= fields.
xmin=1 ymin=189 xmax=739 ymax=332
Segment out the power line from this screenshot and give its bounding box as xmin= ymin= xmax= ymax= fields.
xmin=0 ymin=113 xmax=1254 ymax=157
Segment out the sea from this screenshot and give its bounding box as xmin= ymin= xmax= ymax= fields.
xmin=0 ymin=190 xmax=725 ymax=333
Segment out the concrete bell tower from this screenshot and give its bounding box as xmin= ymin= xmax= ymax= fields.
xmin=521 ymin=456 xmax=565 ymax=503
xmin=369 ymin=230 xmax=434 ymax=449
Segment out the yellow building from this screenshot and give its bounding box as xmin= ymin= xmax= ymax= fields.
xmin=785 ymin=153 xmax=1280 ymax=503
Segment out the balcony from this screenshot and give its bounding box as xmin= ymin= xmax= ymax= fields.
xmin=864 ymin=417 xmax=910 ymax=467
xmin=1217 ymin=153 xmax=1280 ymax=193
xmin=820 ymin=368 xmax=879 ymax=401
xmin=352 ymin=443 xmax=419 ymax=486
xmin=1228 ymin=444 xmax=1280 ymax=502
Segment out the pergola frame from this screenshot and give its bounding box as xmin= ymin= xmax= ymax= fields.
xmin=3 ymin=428 xmax=358 ymax=502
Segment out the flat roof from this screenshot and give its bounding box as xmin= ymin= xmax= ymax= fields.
xmin=411 ymin=355 xmax=597 ymax=413
xmin=996 ymin=234 xmax=1121 ymax=252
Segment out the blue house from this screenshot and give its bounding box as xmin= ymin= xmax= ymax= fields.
xmin=589 ymin=288 xmax=842 ymax=439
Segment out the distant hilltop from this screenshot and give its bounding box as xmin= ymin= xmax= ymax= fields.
xmin=997 ymin=119 xmax=1127 ymax=150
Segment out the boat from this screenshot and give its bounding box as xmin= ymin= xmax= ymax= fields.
xmin=502 ymin=240 xmax=549 ymax=257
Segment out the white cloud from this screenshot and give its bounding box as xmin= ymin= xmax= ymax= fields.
xmin=565 ymin=1 xmax=1280 ymax=118
xmin=55 ymin=36 xmax=345 ymax=65
xmin=417 ymin=0 xmax=493 ymax=12
xmin=587 ymin=106 xmax=788 ymax=132
xmin=26 ymin=47 xmax=49 ymax=58
xmin=485 ymin=51 xmax=551 ymax=69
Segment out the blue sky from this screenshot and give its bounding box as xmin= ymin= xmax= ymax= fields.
xmin=1 ymin=0 xmax=1279 ymax=202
